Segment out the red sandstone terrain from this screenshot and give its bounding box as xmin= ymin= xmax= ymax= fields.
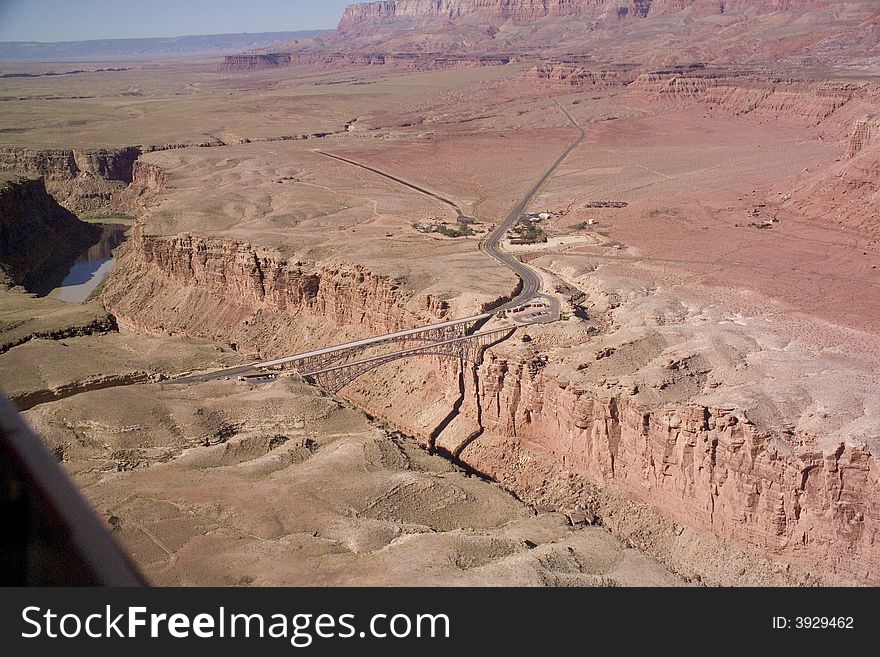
xmin=2 ymin=0 xmax=880 ymax=586
xmin=321 ymin=0 xmax=880 ymax=66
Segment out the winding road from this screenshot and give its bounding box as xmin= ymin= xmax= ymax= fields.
xmin=484 ymin=99 xmax=586 ymax=315
xmin=319 ymin=99 xmax=586 ymax=318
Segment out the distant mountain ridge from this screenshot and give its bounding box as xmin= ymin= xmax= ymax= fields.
xmin=319 ymin=0 xmax=878 ymax=66
xmin=337 ymin=0 xmax=828 ymax=28
xmin=0 ymin=31 xmax=329 ymax=61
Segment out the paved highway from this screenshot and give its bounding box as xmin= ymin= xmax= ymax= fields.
xmin=482 ymin=99 xmax=586 ymax=314
xmin=316 ymin=150 xmax=465 ymax=218
xmin=323 ymin=101 xmax=585 ymax=316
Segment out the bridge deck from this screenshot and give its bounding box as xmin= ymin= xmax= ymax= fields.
xmin=301 ymin=327 xmax=512 ymax=377
xmin=254 ymin=313 xmax=492 ymax=370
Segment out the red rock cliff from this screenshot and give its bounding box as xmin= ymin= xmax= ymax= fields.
xmin=629 ymin=73 xmax=880 ymax=134
xmin=102 ymin=225 xmax=442 ymax=358
xmin=102 ymin=210 xmax=880 ymax=584
xmin=222 ymin=53 xmax=292 ymax=71
xmin=847 ymin=115 xmax=880 ymax=158
xmin=340 ymin=0 xmax=652 ymax=28
xmin=448 ymin=353 xmax=879 ymax=585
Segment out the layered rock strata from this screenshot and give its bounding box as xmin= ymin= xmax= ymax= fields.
xmin=101 ymin=215 xmax=880 ymax=584
xmin=339 ymin=0 xmax=828 ymax=29
xmin=847 ymin=115 xmax=880 ymax=158
xmin=339 ymin=0 xmax=823 ymax=30
xmin=223 ymin=51 xmax=512 ymax=71
xmin=221 ymin=53 xmax=292 ymax=70
xmin=102 ymin=225 xmax=442 ymax=358
xmin=452 ymin=353 xmax=878 ymax=585
xmin=785 ymin=140 xmax=880 ymax=239
xmin=527 ymin=63 xmax=637 ymax=88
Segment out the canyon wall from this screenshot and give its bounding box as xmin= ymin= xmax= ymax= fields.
xmin=702 ymin=80 xmax=860 ymax=125
xmin=785 ymin=140 xmax=880 ymax=240
xmin=337 ymin=343 xmax=879 ymax=585
xmin=102 ymin=225 xmax=443 ymax=358
xmin=0 ymin=175 xmax=100 ymax=289
xmin=0 ymin=146 xmax=142 ymax=213
xmin=0 ymin=147 xmax=141 ymax=182
xmin=114 ymin=160 xmax=167 ymax=214
xmin=338 ymin=0 xmax=647 ymax=28
xmin=101 ymin=215 xmax=880 ymax=584
xmin=443 ymin=353 xmax=879 ymax=585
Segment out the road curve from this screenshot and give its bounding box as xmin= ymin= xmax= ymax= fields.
xmin=319 ymin=100 xmax=586 ymax=313
xmin=482 ymin=99 xmax=586 ymax=312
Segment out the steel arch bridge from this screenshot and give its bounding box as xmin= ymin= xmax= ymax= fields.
xmin=297 ymin=328 xmax=513 ymax=392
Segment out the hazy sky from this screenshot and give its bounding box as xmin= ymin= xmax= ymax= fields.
xmin=0 ymin=0 xmax=354 ymax=42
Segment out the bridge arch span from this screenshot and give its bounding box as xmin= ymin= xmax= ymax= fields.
xmin=301 ymin=328 xmax=513 ymax=393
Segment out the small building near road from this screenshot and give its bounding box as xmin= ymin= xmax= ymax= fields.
xmin=238 ymin=373 xmax=278 ymax=384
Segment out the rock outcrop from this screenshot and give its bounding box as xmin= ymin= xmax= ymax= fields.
xmin=702 ymin=81 xmax=855 ymax=124
xmin=629 ymin=72 xmax=880 ymax=134
xmin=338 ymin=0 xmax=641 ymax=28
xmin=527 ymin=62 xmax=638 ymax=88
xmin=225 ymin=51 xmax=512 ymax=71
xmin=319 ymin=1 xmax=878 ymax=67
xmin=0 ymin=175 xmax=100 ymax=290
xmin=222 ymin=53 xmax=292 ymax=71
xmin=847 ymin=115 xmax=880 ymax=158
xmin=309 ymin=52 xmax=510 ymax=69
xmin=628 ymin=71 xmax=719 ymax=100
xmin=114 ymin=160 xmax=167 ymax=214
xmin=785 ymin=140 xmax=880 ymax=240
xmin=10 ymin=372 xmax=154 ymax=412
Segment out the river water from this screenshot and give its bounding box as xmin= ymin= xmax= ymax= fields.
xmin=48 ymin=223 xmax=128 ymax=303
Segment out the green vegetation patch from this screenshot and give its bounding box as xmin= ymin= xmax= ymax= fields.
xmin=412 ymin=222 xmax=474 ymax=238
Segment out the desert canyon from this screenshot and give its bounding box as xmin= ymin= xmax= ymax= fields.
xmin=1 ymin=0 xmax=880 ymax=586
